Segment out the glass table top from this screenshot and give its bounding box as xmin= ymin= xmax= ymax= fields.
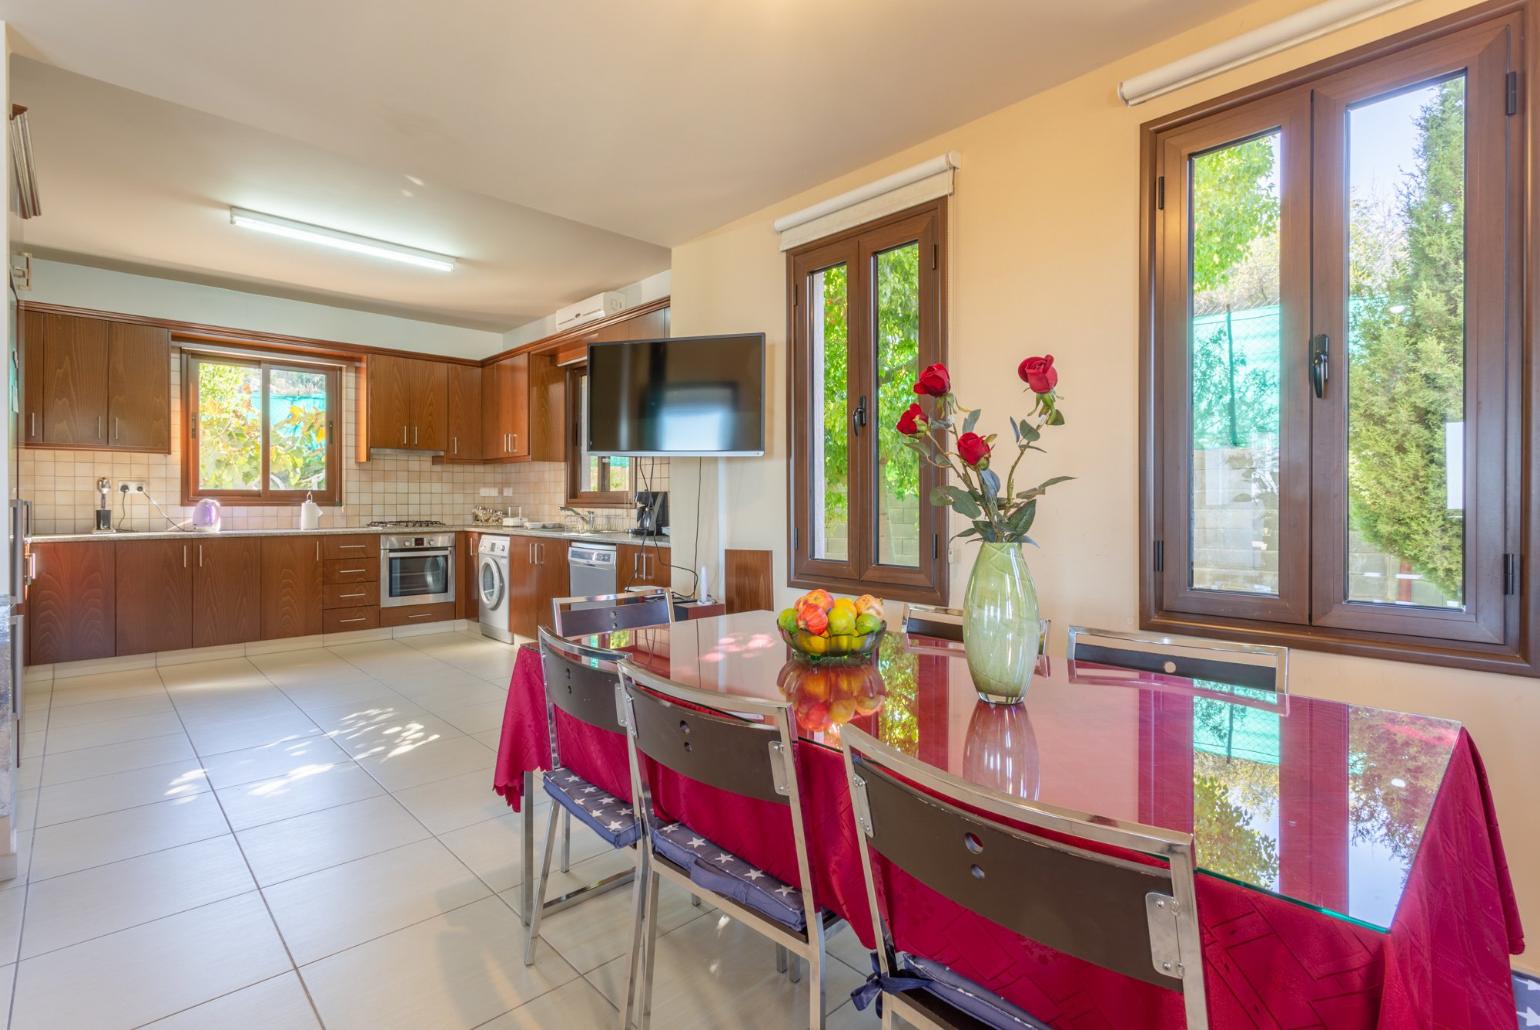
xmin=575 ymin=612 xmax=1463 ymax=931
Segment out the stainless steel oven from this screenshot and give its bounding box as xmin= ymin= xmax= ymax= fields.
xmin=380 ymin=533 xmax=455 ymax=608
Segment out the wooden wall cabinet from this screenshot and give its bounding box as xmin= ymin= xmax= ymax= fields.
xmin=482 ymin=352 xmax=565 ymax=463
xmin=444 ymin=364 xmax=483 ymax=462
xmin=617 ymin=543 xmax=671 ymax=592
xmin=357 ymin=352 xmax=450 ymax=457
xmin=26 ymin=541 xmax=116 ymax=665
xmin=507 ymin=536 xmax=568 ymax=638
xmin=22 ymin=311 xmax=170 ymax=452
xmin=259 ymin=536 xmax=324 ymax=639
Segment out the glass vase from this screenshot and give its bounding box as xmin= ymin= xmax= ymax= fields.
xmin=962 ymin=542 xmax=1041 ymax=704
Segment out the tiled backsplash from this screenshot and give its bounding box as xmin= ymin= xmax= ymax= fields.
xmin=21 ymin=349 xmax=667 ymax=534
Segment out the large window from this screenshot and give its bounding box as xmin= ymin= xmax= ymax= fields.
xmin=566 ymin=367 xmax=635 ymax=506
xmin=789 ymin=200 xmax=947 ymax=603
xmin=183 ymin=352 xmax=341 ymax=505
xmin=1143 ymin=10 xmax=1529 ymax=672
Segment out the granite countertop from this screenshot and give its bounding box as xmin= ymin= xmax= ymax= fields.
xmin=28 ymin=524 xmax=666 ymax=547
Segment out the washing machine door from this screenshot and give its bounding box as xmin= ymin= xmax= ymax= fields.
xmin=478 ymin=555 xmax=506 ymax=611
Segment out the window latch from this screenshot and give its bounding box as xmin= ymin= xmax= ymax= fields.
xmin=852 ymin=395 xmax=868 ymax=435
xmin=1310 ymin=334 xmax=1330 ymax=399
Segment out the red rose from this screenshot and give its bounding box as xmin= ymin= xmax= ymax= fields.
xmin=1018 ymin=354 xmax=1058 ymax=394
xmin=956 ymin=431 xmax=991 ymax=468
xmin=895 ymin=402 xmax=927 ymax=436
xmin=913 ymin=363 xmax=951 ymax=397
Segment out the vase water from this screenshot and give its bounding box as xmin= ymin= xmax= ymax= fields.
xmin=962 ymin=542 xmax=1041 ymax=704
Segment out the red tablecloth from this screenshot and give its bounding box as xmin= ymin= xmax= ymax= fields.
xmin=493 ymin=644 xmax=1523 ymax=1028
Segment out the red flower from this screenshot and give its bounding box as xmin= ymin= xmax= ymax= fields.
xmin=957 ymin=432 xmax=991 ymax=468
xmin=895 ymin=402 xmax=927 ymax=436
xmin=913 ymin=363 xmax=951 ymax=397
xmin=1018 ymin=354 xmax=1058 ymax=394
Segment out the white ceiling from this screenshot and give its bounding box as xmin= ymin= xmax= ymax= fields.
xmin=3 ymin=0 xmax=1254 ymax=329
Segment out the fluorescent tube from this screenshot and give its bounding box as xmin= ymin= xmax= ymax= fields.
xmin=229 ymin=207 xmax=456 ymax=271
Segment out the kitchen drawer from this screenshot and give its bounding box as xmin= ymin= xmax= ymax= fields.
xmin=322 ymin=536 xmax=377 ymax=561
xmin=324 ymin=557 xmax=378 ymax=584
xmin=323 ymin=606 xmax=380 ymax=633
xmin=379 ymin=602 xmax=456 ymax=628
xmin=323 ymin=581 xmax=379 ymax=609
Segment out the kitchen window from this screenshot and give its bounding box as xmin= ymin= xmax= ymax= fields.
xmin=1141 ymin=9 xmax=1532 ymax=673
xmin=183 ymin=351 xmax=341 ymax=505
xmin=788 ymin=200 xmax=948 ymax=604
xmin=566 ymin=366 xmax=635 ymax=506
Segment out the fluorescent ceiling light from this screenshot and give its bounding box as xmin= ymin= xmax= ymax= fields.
xmin=229 ymin=207 xmax=456 ymax=271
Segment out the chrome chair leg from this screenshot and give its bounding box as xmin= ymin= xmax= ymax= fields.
xmin=520 ymin=771 xmax=535 ymax=927
xmin=620 ymin=851 xmax=650 ymax=1030
xmin=639 ymin=871 xmax=661 ymax=1030
xmin=775 ymin=944 xmax=788 ymax=974
xmin=788 ymin=955 xmax=802 ymax=983
xmin=690 ymin=895 xmax=702 ymax=908
xmin=807 ymin=918 xmax=826 ymax=1030
xmin=523 ymin=803 xmax=561 ymax=966
xmin=560 ymin=808 xmax=572 ymax=873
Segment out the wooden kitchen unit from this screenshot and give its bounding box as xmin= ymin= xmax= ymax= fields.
xmin=617 ymin=542 xmax=671 ymax=592
xmin=506 ymin=536 xmax=569 ymax=638
xmin=22 ymin=310 xmax=171 ymax=452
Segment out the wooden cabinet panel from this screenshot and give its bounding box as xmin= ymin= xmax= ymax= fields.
xmin=505 ymin=536 xmax=567 ymax=637
xmin=363 ymin=353 xmax=413 ymax=452
xmin=617 ymin=543 xmax=671 ymax=592
xmin=537 ymin=539 xmax=569 ymax=632
xmin=411 ymin=359 xmax=448 ymax=452
xmin=380 ymin=602 xmax=455 ymax=628
xmin=27 ymin=541 xmax=115 ymax=664
xmin=192 ymin=537 xmax=262 ymax=648
xmin=324 ymin=607 xmax=379 ymax=633
xmin=259 ymin=536 xmax=323 ymax=640
xmin=482 ymin=355 xmax=530 ymax=460
xmin=323 ymin=557 xmax=378 ymax=583
xmin=324 ymin=581 xmax=379 ymax=609
xmin=21 ymin=309 xmax=44 ymax=445
xmin=506 ymin=354 xmax=530 ymax=459
xmin=115 ymin=540 xmax=193 ymax=656
xmin=107 ymin=323 xmax=171 ymax=451
xmin=39 ymin=313 xmax=109 ymax=447
xmin=445 ymin=364 xmax=483 ymax=462
xmin=322 ymin=536 xmax=377 ymax=561
xmin=481 ymin=358 xmax=508 ymax=458
xmin=528 ymin=354 xmax=564 ymax=462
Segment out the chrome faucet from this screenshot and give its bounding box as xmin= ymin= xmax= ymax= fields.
xmin=559 ymin=506 xmax=597 ymax=532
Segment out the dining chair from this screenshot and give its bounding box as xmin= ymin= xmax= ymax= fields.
xmin=839 ymin=724 xmax=1208 ymax=1029
xmin=524 ymin=628 xmax=644 ymax=967
xmin=617 ymin=659 xmax=841 ymax=1030
xmin=552 ymin=586 xmax=675 ymax=638
xmin=1066 ymin=625 xmax=1287 ymax=695
xmin=904 ymin=604 xmax=1052 ymax=653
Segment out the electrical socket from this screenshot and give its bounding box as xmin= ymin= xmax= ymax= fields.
xmin=118 ymin=481 xmax=146 ymax=496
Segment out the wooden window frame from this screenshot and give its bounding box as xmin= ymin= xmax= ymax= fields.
xmin=787 ymin=199 xmax=949 ymax=605
xmin=182 ymin=350 xmax=342 ymax=506
xmin=564 ymin=366 xmax=637 ymax=507
xmin=1140 ymin=0 xmax=1537 ymax=676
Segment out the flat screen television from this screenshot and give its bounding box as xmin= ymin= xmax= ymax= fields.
xmin=586 ymin=333 xmax=765 ymax=456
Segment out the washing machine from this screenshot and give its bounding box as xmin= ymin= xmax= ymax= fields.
xmin=477 ymin=536 xmax=514 ymax=643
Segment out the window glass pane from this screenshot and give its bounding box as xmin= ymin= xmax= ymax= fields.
xmin=1346 ymin=78 xmax=1465 ymax=608
xmin=811 ymin=264 xmax=849 ymax=562
xmin=267 ymin=367 xmax=330 ymax=491
xmin=574 ymin=372 xmax=629 ymax=496
xmin=1188 ymin=132 xmax=1282 ymax=595
xmin=196 ymin=361 xmax=262 ymax=491
xmin=875 ymin=242 xmax=921 ymax=568
xmin=606 ymin=455 xmax=631 ymax=492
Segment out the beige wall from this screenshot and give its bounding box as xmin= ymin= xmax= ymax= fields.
xmin=669 ymin=0 xmax=1540 ymax=974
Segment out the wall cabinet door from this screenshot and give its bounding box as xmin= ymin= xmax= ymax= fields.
xmin=116 ymin=540 xmax=194 ymax=655
xmin=411 ymin=359 xmax=449 ymax=452
xmin=27 ymin=541 xmax=115 ymax=664
xmin=365 ymin=353 xmax=414 ymax=450
xmin=193 ymin=537 xmax=262 ymax=648
xmin=617 ymin=544 xmax=671 ymax=592
xmin=107 ymin=323 xmax=171 ymax=450
xmin=39 ymin=313 xmax=110 ymax=447
xmin=482 ymin=355 xmax=529 ymax=460
xmin=259 ymin=536 xmax=323 ymax=639
xmin=21 ymin=310 xmax=44 ymax=445
xmin=445 ymin=365 xmax=483 ymax=462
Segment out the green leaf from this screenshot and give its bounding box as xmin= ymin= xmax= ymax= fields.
xmin=951 ymin=492 xmax=981 ymax=518
xmin=1006 ymin=500 xmax=1037 ymax=536
xmin=1047 ymin=408 xmax=1066 ymax=426
xmin=929 ymin=485 xmax=954 ymax=507
xmin=962 ymin=408 xmax=981 ymax=435
xmin=979 ymin=469 xmax=1001 ymax=499
xmin=1018 ymin=420 xmax=1041 ymax=444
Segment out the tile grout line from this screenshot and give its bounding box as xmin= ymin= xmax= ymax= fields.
xmin=5 ymin=657 xmax=62 ymax=1030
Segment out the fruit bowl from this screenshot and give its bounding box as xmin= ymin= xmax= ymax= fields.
xmin=778 ymin=624 xmax=885 ymax=663
xmin=776 ymin=590 xmax=886 ymax=664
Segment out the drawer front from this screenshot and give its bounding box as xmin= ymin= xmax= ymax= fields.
xmin=323 ymin=580 xmax=379 ymax=609
xmin=323 ymin=606 xmax=380 ymax=633
xmin=324 ymin=557 xmax=379 ymax=584
xmin=379 ymin=601 xmax=456 ymax=628
xmin=322 ymin=536 xmax=378 ymax=561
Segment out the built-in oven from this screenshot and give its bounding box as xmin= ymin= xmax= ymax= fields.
xmin=380 ymin=533 xmax=455 ymax=608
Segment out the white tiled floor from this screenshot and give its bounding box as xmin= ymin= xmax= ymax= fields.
xmin=5 ymin=629 xmax=879 ymax=1029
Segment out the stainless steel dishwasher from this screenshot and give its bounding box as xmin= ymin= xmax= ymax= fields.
xmin=567 ymin=542 xmax=617 ymax=599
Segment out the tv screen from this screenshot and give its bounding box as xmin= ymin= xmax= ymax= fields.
xmin=586 ymin=333 xmax=765 ymax=456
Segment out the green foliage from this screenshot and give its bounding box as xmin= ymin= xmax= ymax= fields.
xmin=197 ymin=362 xmax=328 ymax=493
xmin=1191 ymin=136 xmax=1279 ymax=298
xmin=1193 ymin=756 xmax=1280 ymax=887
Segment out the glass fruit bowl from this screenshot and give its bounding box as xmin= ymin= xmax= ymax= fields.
xmin=778 ymin=624 xmax=885 ymax=663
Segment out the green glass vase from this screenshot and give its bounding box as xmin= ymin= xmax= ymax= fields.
xmin=962 ymin=542 xmax=1041 ymax=704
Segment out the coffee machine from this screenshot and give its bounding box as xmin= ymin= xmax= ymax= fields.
xmin=633 ymin=491 xmax=668 ymax=537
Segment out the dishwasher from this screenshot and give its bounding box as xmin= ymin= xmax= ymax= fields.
xmin=567 ymin=543 xmax=617 ymax=602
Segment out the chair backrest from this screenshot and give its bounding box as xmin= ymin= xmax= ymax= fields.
xmin=840 ymin=725 xmax=1208 ymax=1029
xmin=536 ymin=627 xmax=626 ymax=740
xmin=904 ymin=605 xmax=1052 ymax=653
xmin=1066 ymin=625 xmax=1286 ymax=695
xmin=552 ymin=587 xmax=675 ymax=638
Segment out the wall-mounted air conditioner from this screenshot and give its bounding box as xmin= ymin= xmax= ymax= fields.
xmin=553 ymin=291 xmax=625 ymax=330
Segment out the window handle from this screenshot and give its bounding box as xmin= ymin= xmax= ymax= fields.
xmin=852 ymin=395 xmax=868 ymax=435
xmin=1310 ymin=334 xmax=1330 ymax=399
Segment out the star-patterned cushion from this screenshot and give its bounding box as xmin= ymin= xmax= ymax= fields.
xmin=898 ymin=955 xmax=1051 ymax=1029
xmin=1517 ymin=969 xmax=1539 ymax=1029
xmin=651 ymin=821 xmax=808 ymax=932
xmin=541 ymin=768 xmax=641 ymax=849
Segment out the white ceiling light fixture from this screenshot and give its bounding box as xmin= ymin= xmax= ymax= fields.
xmin=229 ymin=207 xmax=456 ymax=271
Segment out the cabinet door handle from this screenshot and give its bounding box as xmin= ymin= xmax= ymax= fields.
xmin=97 ymin=416 xmax=104 ymax=440
xmin=29 ymin=412 xmax=36 ymax=438
xmin=452 ymin=436 xmax=458 ymax=456
xmin=339 ymin=568 xmax=365 ymax=574
xmin=402 ymin=425 xmax=408 ymax=445
xmin=414 ymin=425 xmax=419 ymax=446
xmin=339 ymin=592 xmax=365 ymax=599
xmin=316 ymin=541 xmax=321 ymax=561
xmin=114 ymin=417 xmax=120 ymax=441
xmin=183 ymin=545 xmax=188 ymax=568
xmin=511 ymin=432 xmax=518 ymax=452
xmin=198 ymin=544 xmax=204 ymax=568
xmin=339 ymin=616 xmax=367 ymax=624
xmin=407 ymin=612 xmax=432 ymax=620
xmin=339 ymin=544 xmax=367 ymax=551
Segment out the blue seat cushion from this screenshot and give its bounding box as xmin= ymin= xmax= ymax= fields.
xmin=542 ymin=769 xmax=640 ymax=848
xmin=851 ymin=953 xmax=1050 ymax=1029
xmin=651 ymin=821 xmax=807 ymax=932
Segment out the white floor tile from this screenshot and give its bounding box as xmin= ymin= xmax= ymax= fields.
xmin=43 ymin=711 xmax=188 ymax=754
xmin=477 ymin=978 xmax=618 ymax=1030
xmin=184 ymin=709 xmax=321 ymax=757
xmin=33 ymin=759 xmax=210 ymax=829
xmin=158 ymin=658 xmax=268 ymax=693
xmin=434 ymin=700 xmax=508 ymax=735
xmin=198 ymin=735 xmax=351 ymax=790
xmin=391 ymin=767 xmax=511 ymax=834
xmin=46 ymin=677 xmax=166 ymax=709
xmin=236 ymin=794 xmax=430 ymax=886
xmin=215 ymin=761 xmax=383 ymax=832
xmin=28 ymin=793 xmax=229 ymax=881
xmin=145 ymin=971 xmax=319 ymax=1029
xmin=21 ymin=836 xmax=254 ymax=958
xmin=329 ymin=709 xmax=464 ymax=761
xmin=437 ymin=813 xmax=529 ymax=893
xmin=263 ymin=838 xmax=489 ymax=964
xmin=537 ymin=866 xmax=698 ymax=973
xmin=244 ymin=634 xmax=325 ymax=656
xmin=300 ymin=895 xmax=577 ymax=1030
xmin=39 ymin=733 xmax=195 ymax=787
xmin=10 ymin=892 xmax=290 ymax=1030
xmin=45 ymin=694 xmax=175 ymax=728
xmin=0 ymin=886 xmax=26 ymax=965
xmin=280 ymin=678 xmax=403 ymax=714
xmin=356 ymin=732 xmax=494 ymax=792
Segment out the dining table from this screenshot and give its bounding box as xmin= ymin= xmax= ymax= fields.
xmin=492 ymin=611 xmax=1524 ymax=1029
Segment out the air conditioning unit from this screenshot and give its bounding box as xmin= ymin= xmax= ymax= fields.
xmin=553 ymin=291 xmax=625 ymax=330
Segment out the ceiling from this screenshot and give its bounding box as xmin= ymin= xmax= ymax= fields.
xmin=3 ymin=0 xmax=1255 ymax=330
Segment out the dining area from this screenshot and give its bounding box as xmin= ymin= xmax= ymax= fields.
xmin=491 ymin=590 xmax=1528 ymax=1029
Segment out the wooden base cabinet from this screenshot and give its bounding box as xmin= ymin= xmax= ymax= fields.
xmin=260 ymin=537 xmax=324 ymax=640
xmin=507 ymin=537 xmax=568 ymax=638
xmin=27 ymin=541 xmax=115 ymax=665
xmin=193 ymin=538 xmax=263 ymax=648
xmin=115 ymin=540 xmax=194 ymax=655
xmin=618 ymin=543 xmax=671 ymax=592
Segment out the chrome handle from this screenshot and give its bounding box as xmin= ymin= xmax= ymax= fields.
xmin=510 ymin=432 xmax=518 ymax=452
xmin=29 ymin=412 xmax=36 ymax=438
xmin=339 ymin=616 xmax=367 ymax=624
xmin=402 ymin=425 xmax=408 ymax=444
xmin=97 ymin=416 xmax=104 ymax=440
xmin=339 ymin=544 xmax=367 ymax=551
xmin=114 ymin=417 xmax=120 ymax=440
xmin=414 ymin=425 xmax=419 ymax=446
xmin=339 ymin=568 xmax=366 ymax=574
xmin=183 ymin=545 xmax=188 ymax=569
xmin=198 ymin=544 xmax=204 ymax=568
xmin=340 ymin=592 xmax=365 ymax=599
xmin=316 ymin=541 xmax=321 ymax=561
xmin=25 ymin=552 xmax=37 ymax=582
xmin=407 ymin=612 xmax=431 ymax=620
xmin=452 ymin=436 xmax=458 ymax=456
